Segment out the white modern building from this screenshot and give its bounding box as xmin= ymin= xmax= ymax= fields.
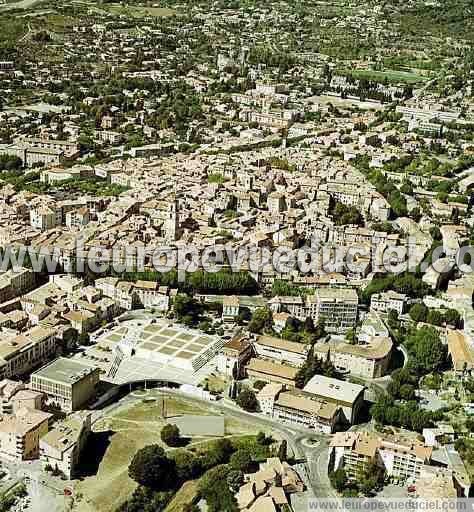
xmin=303 ymin=375 xmax=365 ymax=424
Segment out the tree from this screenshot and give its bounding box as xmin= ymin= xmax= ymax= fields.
xmin=399 ymin=384 xmax=416 ymax=401
xmin=430 ymin=226 xmax=442 ymax=240
xmin=409 ymin=303 xmax=428 ymax=323
xmin=171 ymin=450 xmax=201 ymax=481
xmin=444 ymin=309 xmax=461 ymax=328
xmin=387 ymin=309 xmax=401 ymax=331
xmin=199 ymin=465 xmax=238 ymax=512
xmin=201 ymin=438 xmax=234 ymax=470
xmin=229 ymin=449 xmax=253 ymax=472
xmin=248 ymin=307 xmax=273 ymax=334
xmin=116 ymin=487 xmax=174 ymax=512
xmin=78 ymin=332 xmax=91 ymax=346
xmin=406 ymin=326 xmax=446 ymax=375
xmin=128 ymin=445 xmax=176 ymax=490
xmin=253 ymin=381 xmax=267 ymax=391
xmin=304 ymin=317 xmax=315 ymax=333
xmin=227 ymin=470 xmax=244 ymax=492
xmin=295 ymin=348 xmax=337 ymax=388
xmin=345 ymin=328 xmax=356 ymax=344
xmin=232 ymin=362 xmax=240 ymax=380
xmin=173 ymin=294 xmax=201 ymax=325
xmin=330 ymin=468 xmax=347 ymax=492
xmin=236 ymin=389 xmax=258 ymax=412
xmin=356 ymin=461 xmax=384 ymax=496
xmin=161 ymin=424 xmax=181 ymax=447
xmin=278 ymin=440 xmax=287 ymax=462
xmin=426 ymin=309 xmax=443 ymax=326
xmin=182 ymin=504 xmax=200 ymax=512
xmin=332 ymin=202 xmax=363 ymax=226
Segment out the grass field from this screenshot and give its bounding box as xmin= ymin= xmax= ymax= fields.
xmin=164 ymin=480 xmax=199 ymax=512
xmin=103 ymin=4 xmax=176 ymax=18
xmin=73 ymin=394 xmax=269 ymax=512
xmin=343 ymin=69 xmax=429 ymax=85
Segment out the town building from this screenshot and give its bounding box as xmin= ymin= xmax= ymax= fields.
xmin=253 ymin=335 xmax=308 ymax=367
xmin=0 ymin=326 xmax=57 ymax=380
xmin=216 ymin=336 xmax=253 ymax=378
xmin=269 ymin=288 xmax=358 ymax=333
xmin=447 ymin=329 xmax=474 ymax=374
xmin=236 ymin=456 xmax=304 ymax=511
xmin=370 ymin=291 xmax=407 ymax=315
xmin=30 ymin=358 xmax=100 ymax=412
xmin=245 ymin=358 xmax=298 ymax=387
xmin=257 ymin=383 xmax=342 ymax=433
xmin=0 ymin=407 xmax=51 ymax=462
xmin=313 ymin=335 xmax=393 ymax=379
xmin=40 ymin=411 xmax=92 ymax=478
xmin=330 ymin=431 xmax=432 ymax=483
xmin=30 ymin=206 xmax=60 ymax=231
xmin=0 ymin=379 xmax=44 ymax=414
xmin=222 ymin=296 xmax=240 ymax=322
xmin=303 ymin=375 xmax=365 ymax=424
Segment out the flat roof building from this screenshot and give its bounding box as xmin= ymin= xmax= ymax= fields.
xmin=330 ymin=431 xmax=432 ymax=484
xmin=30 ymin=358 xmax=100 ymax=412
xmin=303 ymin=375 xmax=365 ymax=424
xmin=0 ymin=326 xmax=57 ymax=380
xmin=0 ymin=407 xmax=51 ymax=462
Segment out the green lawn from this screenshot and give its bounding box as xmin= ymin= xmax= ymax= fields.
xmin=104 ymin=4 xmax=176 ymax=18
xmin=343 ymin=69 xmax=429 ymax=85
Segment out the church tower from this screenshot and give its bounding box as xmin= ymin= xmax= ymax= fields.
xmin=165 ymin=197 xmax=180 ymax=242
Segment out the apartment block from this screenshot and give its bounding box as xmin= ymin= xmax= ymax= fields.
xmin=0 ymin=407 xmax=51 ymax=462
xmin=330 ymin=432 xmax=432 ymax=483
xmin=370 ymin=291 xmax=407 ymax=315
xmin=257 ymin=383 xmax=342 ymax=433
xmin=30 ymin=205 xmax=62 ymax=231
xmin=0 ymin=326 xmax=57 ymax=380
xmin=269 ymin=287 xmax=358 ymax=333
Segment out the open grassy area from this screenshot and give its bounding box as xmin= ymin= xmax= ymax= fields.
xmin=342 ymin=69 xmax=429 ymax=84
xmin=103 ymin=3 xmax=176 ymax=18
xmin=111 ymin=396 xmax=210 ymax=423
xmin=40 ymin=13 xmax=76 ymax=31
xmin=73 ymin=394 xmax=272 ymax=511
xmin=164 ymin=480 xmax=199 ymax=512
